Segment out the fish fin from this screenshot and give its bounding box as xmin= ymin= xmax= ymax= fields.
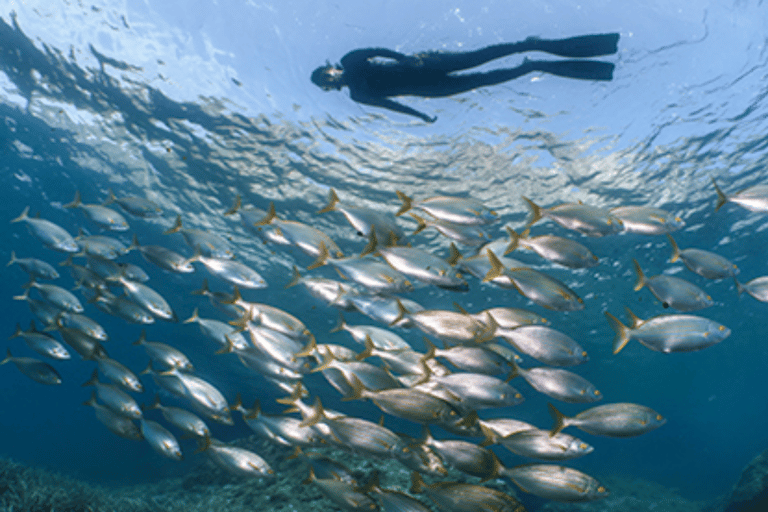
xmin=389 ymin=298 xmax=409 ymax=327
xmin=285 ymin=446 xmax=302 ymax=461
xmin=330 ymin=312 xmax=346 ymax=334
xmin=285 ymin=266 xmax=302 ymax=289
xmin=446 ymin=242 xmax=462 ymax=265
xmin=605 ymin=311 xmax=631 ymax=354
xmin=357 ymin=469 xmax=380 ymax=494
xmin=190 ymin=278 xmax=209 ymax=296
xmin=317 ymin=188 xmax=339 ymax=214
xmin=410 ymin=213 xmax=427 ymax=236
xmin=306 ymin=242 xmax=329 ymax=271
xmin=10 ymin=206 xmax=30 ymax=224
xmin=299 ymin=397 xmax=326 ymax=428
xmin=483 ymin=249 xmax=506 ymax=282
xmin=253 ymin=202 xmax=277 ymax=226
xmin=6 ymin=251 xmax=16 ymax=267
xmin=547 ymin=402 xmax=567 ymax=437
xmin=456 ymin=410 xmax=478 ymax=428
xmin=243 ymin=399 xmax=261 ymax=420
xmin=712 ymin=178 xmax=728 ymax=212
xmin=356 ymin=335 xmax=375 ymax=361
xmin=452 ymin=301 xmax=468 ymax=315
xmin=63 ymin=190 xmax=82 ymax=209
xmin=409 ymin=471 xmax=425 ymax=494
xmin=360 ymin=226 xmax=378 ymax=257
xmin=224 ymin=194 xmax=241 ymax=216
xmin=194 ymin=436 xmax=212 ymax=455
xmin=163 ymin=215 xmax=183 ymax=235
xmin=666 ymin=234 xmax=681 ymax=263
xmin=147 ymin=394 xmax=162 ymax=410
xmin=342 ymin=374 xmax=366 ymax=401
xmin=632 ymin=259 xmax=647 ymax=292
xmin=294 ymin=335 xmax=317 ymax=359
xmin=103 ymin=188 xmax=117 ymax=206
xmin=215 ymin=335 xmax=236 ymax=355
xmin=521 ymin=196 xmax=543 ymax=228
xmin=624 ymin=307 xmax=643 ymax=328
xmin=1 ymin=348 xmax=12 ymax=365
xmin=132 ymin=329 xmax=147 ymax=346
xmin=81 ymin=369 xmax=99 ymax=388
xmin=310 ymin=346 xmax=336 ymax=373
xmin=182 ymin=307 xmax=199 ymax=324
xmin=395 ymin=190 xmax=413 ymax=217
xmin=421 ymin=337 xmax=436 ymax=361
xmin=222 ymin=286 xmax=242 ymax=306
xmin=82 ymin=391 xmax=98 ymax=408
xmin=478 ymin=422 xmax=498 ymax=447
xmin=504 ymin=226 xmax=520 ymax=255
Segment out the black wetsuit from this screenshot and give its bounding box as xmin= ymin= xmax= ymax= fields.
xmin=336 ymin=34 xmax=619 ymax=122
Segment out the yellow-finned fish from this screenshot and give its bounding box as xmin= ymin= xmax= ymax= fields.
xmin=419 ymin=426 xmax=502 ymax=480
xmin=83 ymin=393 xmax=142 ymax=440
xmin=508 ymin=359 xmax=602 ymax=404
xmin=199 ymin=436 xmax=274 ymax=478
xmin=610 ymin=205 xmax=684 ymax=235
xmin=606 ymin=308 xmax=731 ymax=354
xmin=505 ymin=227 xmax=598 ymax=268
xmin=319 ymin=187 xmax=405 ymax=242
xmin=492 ymin=428 xmax=594 ymax=461
xmin=522 ymin=196 xmax=623 ymax=237
xmin=64 ymin=190 xmax=129 ymax=231
xmin=411 ymin=213 xmax=489 ymax=246
xmin=633 ymin=259 xmax=713 ymax=311
xmin=548 ymin=402 xmax=666 ymax=437
xmin=667 ymin=234 xmax=738 ymax=279
xmin=396 ymin=191 xmax=499 ymax=226
xmin=1 ymin=348 xmax=62 ymax=385
xmin=11 ymin=206 xmax=79 ymax=253
xmin=501 ymin=464 xmax=608 ymax=502
xmin=735 ymin=275 xmax=768 ymax=302
xmin=497 ymin=325 xmax=588 ymax=367
xmin=140 ymin=419 xmax=183 ymax=461
xmin=410 ymin=472 xmax=525 ymax=512
xmin=713 ymin=178 xmax=768 ymax=213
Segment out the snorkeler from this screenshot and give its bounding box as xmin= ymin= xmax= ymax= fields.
xmin=311 ymin=33 xmax=619 ymax=123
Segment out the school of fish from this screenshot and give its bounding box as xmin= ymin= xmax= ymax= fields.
xmin=6 ymin=178 xmax=765 ymax=511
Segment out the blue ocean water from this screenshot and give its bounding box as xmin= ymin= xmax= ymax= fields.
xmin=1 ymin=0 xmax=767 ymax=508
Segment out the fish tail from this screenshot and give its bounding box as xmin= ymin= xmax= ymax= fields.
xmin=285 ymin=266 xmax=303 ymax=289
xmin=12 ymin=288 xmax=29 ymax=301
xmin=355 ymin=335 xmax=375 ymax=361
xmin=63 ymin=190 xmax=82 ymax=209
xmin=298 ymin=397 xmax=326 ymax=428
xmin=504 ymin=226 xmax=520 ymax=255
xmin=127 ymin=233 xmax=140 ymax=252
xmin=190 ymin=278 xmax=210 ymax=296
xmin=734 ymin=278 xmax=744 ymax=295
xmin=666 ymin=234 xmax=681 ymax=263
xmin=712 ymin=178 xmax=728 ymax=212
xmin=82 ymin=391 xmax=98 ymax=408
xmin=276 ymin=382 xmax=307 ymax=407
xmin=547 ymin=402 xmax=567 ymax=437
xmin=81 ymin=369 xmax=99 ymax=387
xmin=9 ymin=323 xmax=23 ymax=340
xmin=409 ymin=472 xmax=426 ymax=494
xmin=6 ymin=251 xmax=16 ymax=267
xmin=285 ymin=446 xmax=303 ymax=461
xmin=329 ymin=312 xmax=346 ymax=334
xmin=132 ymin=329 xmax=147 ymax=346
xmin=605 ymin=311 xmax=632 ymax=354
xmin=254 ymin=202 xmax=277 ymax=226
xmin=316 ymin=188 xmax=339 ymax=214
xmin=395 ymin=190 xmax=413 ymax=217
xmin=306 ymin=242 xmax=329 ymax=271
xmin=293 ymin=335 xmax=317 ymax=359
xmin=478 ymin=422 xmax=498 ymax=447
xmin=342 ymin=374 xmax=366 ymax=401
xmin=446 ymin=242 xmax=462 ymax=265
xmin=410 ymin=213 xmax=428 ymax=236
xmin=310 ymin=347 xmax=336 ymax=373
xmin=10 ymin=206 xmax=29 ymax=224
xmin=483 ymin=249 xmax=506 ymax=282
xmin=1 ymin=348 xmax=12 ymax=365
xmin=521 ymin=196 xmax=543 ymax=228
xmin=244 ymin=399 xmax=262 ymax=420
xmin=360 ymin=226 xmax=378 ymax=256
xmin=163 ymin=215 xmax=183 ymax=235
xmin=103 ymin=188 xmax=116 ymax=206
xmin=632 ymin=259 xmax=647 ymax=291
xmin=182 ymin=307 xmax=199 ymax=324
xmin=421 ymin=336 xmax=436 ymax=361
xmin=389 ymin=298 xmax=409 ymax=327
xmin=147 ymin=394 xmax=162 ymax=410
xmin=224 ymin=194 xmax=242 ymax=216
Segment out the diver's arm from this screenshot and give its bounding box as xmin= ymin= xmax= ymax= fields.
xmin=351 ymin=91 xmax=436 ymax=123
xmin=341 ymin=48 xmax=409 ymax=68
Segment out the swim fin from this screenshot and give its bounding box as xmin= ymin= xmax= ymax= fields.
xmin=530 ymin=59 xmax=615 ymax=81
xmin=531 ymin=33 xmax=620 ymax=58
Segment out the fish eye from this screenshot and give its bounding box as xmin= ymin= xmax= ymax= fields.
xmin=706 ymin=295 xmax=712 ymax=301
xmin=580 ymin=389 xmax=586 ymax=395
xmin=449 ymin=410 xmax=457 ymax=416
xmin=640 ymin=419 xmax=648 ymax=425
xmin=581 ymin=351 xmax=588 ymax=357
xmin=594 ymin=390 xmax=601 ymax=396
xmin=579 ymin=443 xmax=588 ymax=449
xmin=598 ymin=486 xmax=606 ymax=493
xmin=719 ymin=325 xmax=726 ymax=331
xmin=656 ymin=414 xmax=664 ymax=421
xmin=402 ymin=447 xmax=410 ymax=453
xmin=514 ymin=393 xmax=522 ymax=399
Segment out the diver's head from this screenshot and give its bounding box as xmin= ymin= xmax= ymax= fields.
xmin=311 ymin=62 xmax=345 ymax=91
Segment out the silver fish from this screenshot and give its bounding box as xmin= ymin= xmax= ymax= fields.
xmin=498 ymin=325 xmax=588 ymax=366
xmin=82 ymin=370 xmax=141 ymax=419
xmin=427 ymin=372 xmax=524 ymax=411
xmin=7 ymin=251 xmax=59 ymax=279
xmin=332 ymin=313 xmax=412 ymax=351
xmin=606 ymin=308 xmax=730 ymax=354
xmin=133 ymin=330 xmax=193 ymax=370
xmin=523 ymin=196 xmax=623 ymax=237
xmin=396 ymin=191 xmax=498 ymax=225
xmin=610 ymin=205 xmax=684 ymax=235
xmin=18 ymin=280 xmax=83 ymax=313
xmin=667 ymin=234 xmax=738 ymax=279
xmin=96 ymin=357 xmax=143 ymax=393
xmin=319 ymin=188 xmax=405 ymax=241
xmin=1 ymin=349 xmax=61 ymax=385
xmin=394 ymin=301 xmax=492 ymax=345
xmin=549 ymin=402 xmax=666 ymax=437
xmin=736 ymin=276 xmax=768 ymax=302
xmin=64 ymin=190 xmax=129 ymax=231
xmin=286 ymin=266 xmax=362 ymax=311
xmin=140 ymin=419 xmax=183 ymax=461
xmin=105 ymin=189 xmax=162 ymax=217
xmin=376 ymin=242 xmax=468 ymax=292
xmin=347 ymin=294 xmax=424 ymax=328
xmin=188 ymin=252 xmax=267 ymax=289
xmin=495 ymin=428 xmax=594 ymax=461
xmin=422 ymin=338 xmax=507 ymax=375
xmin=420 ymin=427 xmax=501 ymax=479
xmin=184 ymin=308 xmax=249 ymax=351
xmin=713 ymin=178 xmax=768 ymax=213
xmin=308 ymin=244 xmax=413 ymax=295
xmin=201 ymin=437 xmax=274 ymax=477
xmin=410 ymin=472 xmax=524 ymax=512
xmin=510 ymin=360 xmax=602 ymax=403
xmin=114 ymin=276 xmax=177 ymax=321
xmin=164 ymin=216 xmax=234 ymax=259
xmin=303 ymin=466 xmax=376 ymax=511
xmin=633 ymin=259 xmax=713 ymax=311
xmin=505 ymin=227 xmax=598 ymax=268
xmin=255 ymin=202 xmax=343 ymax=259
xmin=92 ymin=291 xmax=155 ymax=324
xmin=411 ymin=213 xmax=489 ymax=246
xmin=502 ymin=464 xmax=608 ymax=502
xmin=9 ymin=322 xmax=70 ymax=360
xmin=11 ymin=206 xmax=78 ymax=252
xmin=54 ymin=312 xmax=108 ymax=342
xmin=129 ymin=234 xmax=194 ymax=273
xmin=163 ymin=368 xmax=232 ymax=425
xmin=83 ymin=393 xmax=142 ymax=440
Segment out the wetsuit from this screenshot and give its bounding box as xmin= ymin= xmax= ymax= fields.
xmin=335 ymin=34 xmax=619 ymax=122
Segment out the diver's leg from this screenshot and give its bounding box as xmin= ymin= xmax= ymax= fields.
xmin=417 ymin=59 xmax=614 ymax=97
xmin=416 ymin=33 xmax=619 ymax=73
